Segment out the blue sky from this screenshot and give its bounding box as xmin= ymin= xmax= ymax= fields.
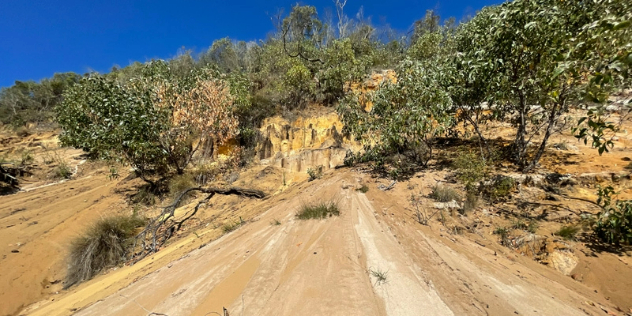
xmin=0 ymin=0 xmax=502 ymax=88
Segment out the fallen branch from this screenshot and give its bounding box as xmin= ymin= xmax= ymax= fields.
xmin=130 ymin=187 xmax=265 ymax=263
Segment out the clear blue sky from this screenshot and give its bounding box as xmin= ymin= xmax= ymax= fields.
xmin=0 ymin=0 xmax=502 ymax=88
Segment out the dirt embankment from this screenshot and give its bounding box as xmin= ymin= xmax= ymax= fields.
xmin=2 ymin=110 xmax=632 ymax=316
xmin=22 ymin=173 xmax=626 ymax=316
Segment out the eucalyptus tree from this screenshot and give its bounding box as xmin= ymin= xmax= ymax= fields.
xmin=57 ymin=62 xmax=239 ymax=184
xmin=455 ymin=0 xmax=610 ymax=171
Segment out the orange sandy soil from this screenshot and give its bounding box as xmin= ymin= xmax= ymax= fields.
xmin=1 ymin=113 xmax=631 ymax=316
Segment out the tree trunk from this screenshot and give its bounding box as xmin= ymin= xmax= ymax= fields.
xmin=523 ymin=101 xmax=561 ymax=172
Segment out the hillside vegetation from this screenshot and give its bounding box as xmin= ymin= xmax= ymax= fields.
xmin=1 ymin=0 xmax=632 ymax=313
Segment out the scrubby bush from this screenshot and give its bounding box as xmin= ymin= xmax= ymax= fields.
xmin=57 ymin=62 xmax=239 ymax=184
xmin=429 ymin=184 xmax=460 ymax=202
xmin=556 ymin=226 xmax=580 ymax=240
xmin=307 ymin=166 xmax=323 ymax=181
xmin=53 ymin=158 xmax=72 ymax=179
xmin=356 ymin=184 xmax=369 ymax=193
xmin=480 ymin=175 xmax=515 ymax=202
xmin=65 ymin=215 xmax=145 ymax=287
xmin=296 ymin=201 xmax=340 ymax=219
xmin=593 ymin=186 xmax=632 ymax=246
xmin=453 ymin=150 xmax=487 ymax=192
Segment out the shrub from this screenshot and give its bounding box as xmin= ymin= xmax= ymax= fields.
xmin=56 ymin=63 xmax=238 ymax=182
xmin=307 ymin=166 xmax=323 ymax=181
xmin=16 ymin=126 xmax=31 ymax=138
xmin=65 ymin=215 xmax=145 ymax=287
xmin=462 ymin=191 xmax=479 ymax=212
xmin=527 ymin=220 xmax=539 ymax=234
xmin=493 ymin=226 xmax=511 ymax=246
xmin=556 ymin=226 xmax=580 ymax=240
xmin=429 ymin=184 xmax=460 ymax=202
xmin=453 ymin=150 xmax=486 ymax=191
xmin=356 ymin=184 xmax=369 ymax=193
xmin=593 ymin=186 xmax=632 ymax=246
xmin=131 ymin=186 xmax=157 ymax=206
xmin=168 ymin=173 xmax=196 ymax=197
xmin=480 ymin=175 xmax=515 ymax=202
xmin=296 ymin=201 xmax=340 ymax=220
xmin=20 ymin=151 xmax=34 ymax=166
xmin=54 ymin=159 xmax=72 ymax=179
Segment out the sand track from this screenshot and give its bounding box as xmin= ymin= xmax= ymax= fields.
xmin=20 ymin=173 xmax=615 ymax=316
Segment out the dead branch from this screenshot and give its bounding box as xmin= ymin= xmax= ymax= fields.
xmin=130 ymin=187 xmax=265 ymax=263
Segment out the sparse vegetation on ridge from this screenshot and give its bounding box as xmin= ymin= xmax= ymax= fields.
xmin=296 ymin=201 xmax=340 ymax=220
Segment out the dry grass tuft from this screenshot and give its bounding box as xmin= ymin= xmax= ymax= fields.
xmin=65 ymin=215 xmax=145 ymax=288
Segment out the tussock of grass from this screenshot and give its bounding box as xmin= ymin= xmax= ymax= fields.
xmin=54 ymin=159 xmax=72 ymax=179
xmin=356 ymin=184 xmax=369 ymax=193
xmin=429 ymin=185 xmax=460 ymax=202
xmin=296 ymin=201 xmax=340 ymax=220
xmin=65 ymin=215 xmax=145 ymax=288
xmin=222 ymin=220 xmax=242 ymax=233
xmin=556 ymin=225 xmax=580 ymax=240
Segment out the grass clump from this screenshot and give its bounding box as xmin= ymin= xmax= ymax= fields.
xmin=556 ymin=225 xmax=580 ymax=240
xmin=493 ymin=226 xmax=511 ymax=246
xmin=307 ymin=166 xmax=323 ymax=181
xmin=357 ymin=184 xmax=369 ymax=193
xmin=53 ymin=159 xmax=72 ymax=179
xmin=168 ymin=173 xmax=196 ymax=198
xmin=429 ymin=184 xmax=460 ymax=202
xmin=369 ymin=268 xmax=388 ymax=285
xmin=296 ymin=201 xmax=340 ymax=220
xmin=65 ymin=215 xmax=145 ymax=287
xmin=270 ymin=219 xmax=281 ymax=226
xmin=222 ymin=221 xmax=242 ymax=233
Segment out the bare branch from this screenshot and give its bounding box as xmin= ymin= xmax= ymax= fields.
xmin=130 ymin=186 xmax=265 ymax=262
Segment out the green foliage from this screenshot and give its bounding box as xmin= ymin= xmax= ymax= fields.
xmin=556 ymin=226 xmax=580 ymax=240
xmin=57 ymin=62 xmax=238 ymax=182
xmin=296 ymin=201 xmax=340 ymax=220
xmin=594 ymin=186 xmax=632 ymax=246
xmin=339 ymin=58 xmax=455 ymax=171
xmin=453 ymin=150 xmax=486 ymax=192
xmin=369 ymin=268 xmax=388 ymax=285
xmin=168 ymin=173 xmax=196 ymax=198
xmin=429 ymin=185 xmax=460 ymax=202
xmin=307 ymin=165 xmax=323 ymax=181
xmin=65 ymin=215 xmax=145 ymax=287
xmin=356 ymin=184 xmax=369 ymax=193
xmin=222 ymin=221 xmax=242 ymax=233
xmin=462 ymin=191 xmax=480 ymax=213
xmin=452 ymin=0 xmax=631 ymax=170
xmin=480 ymin=175 xmax=515 ymax=202
xmin=493 ymin=226 xmax=511 ymax=245
xmin=0 ymin=72 xmax=81 ymax=127
xmin=53 ymin=158 xmax=72 ymax=179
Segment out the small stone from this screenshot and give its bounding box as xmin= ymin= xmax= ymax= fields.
xmin=313 ymin=252 xmax=317 ymax=255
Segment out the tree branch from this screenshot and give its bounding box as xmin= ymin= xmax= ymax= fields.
xmin=130 ymin=186 xmax=265 ymax=263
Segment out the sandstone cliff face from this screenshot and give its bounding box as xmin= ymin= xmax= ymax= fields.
xmin=255 ymin=111 xmax=359 ymax=173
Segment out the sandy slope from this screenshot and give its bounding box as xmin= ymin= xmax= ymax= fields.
xmin=22 ymin=172 xmax=619 ymax=316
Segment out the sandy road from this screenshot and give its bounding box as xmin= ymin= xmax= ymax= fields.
xmin=23 ymin=174 xmax=604 ymax=316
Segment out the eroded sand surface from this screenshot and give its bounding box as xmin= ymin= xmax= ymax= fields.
xmin=20 ymin=173 xmax=617 ymax=316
